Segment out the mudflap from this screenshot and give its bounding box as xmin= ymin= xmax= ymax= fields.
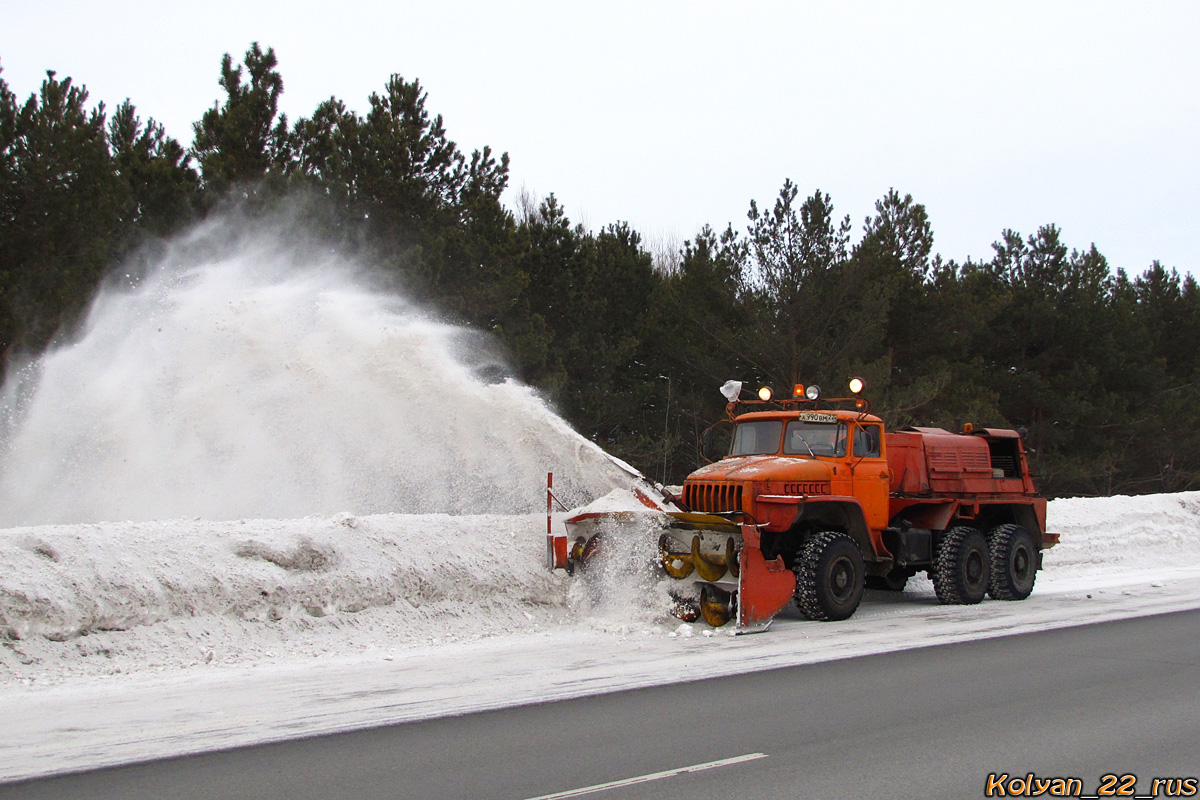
xmin=736 ymin=524 xmax=796 ymax=633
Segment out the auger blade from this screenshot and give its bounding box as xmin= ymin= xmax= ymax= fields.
xmin=659 ymin=533 xmax=694 ymax=579
xmin=725 ymin=536 xmax=740 ymax=579
xmin=669 ymin=591 xmax=700 ymax=622
xmin=692 ymin=535 xmax=727 ymax=582
xmin=699 ymin=584 xmax=733 ymax=628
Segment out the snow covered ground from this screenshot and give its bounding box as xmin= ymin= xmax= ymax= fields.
xmin=2 ymin=490 xmax=1199 ymax=782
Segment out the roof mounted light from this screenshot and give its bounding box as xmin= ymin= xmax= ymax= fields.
xmin=792 ymin=384 xmax=805 ymax=398
xmin=848 ymin=377 xmax=865 ymax=394
xmin=805 ymin=385 xmax=821 ymax=401
xmin=758 ymin=386 xmax=773 ymax=401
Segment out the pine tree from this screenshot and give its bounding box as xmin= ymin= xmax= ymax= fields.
xmin=286 ymin=97 xmax=360 ymax=201
xmin=655 ymin=224 xmax=754 ymax=478
xmin=108 ymin=100 xmax=200 ymax=236
xmin=744 ymin=181 xmax=886 ymax=390
xmin=854 ymin=191 xmax=932 ymax=368
xmin=980 ymin=226 xmax=1137 ymax=494
xmin=191 ymin=43 xmax=288 ymax=196
xmin=0 ymin=70 xmax=126 ymax=366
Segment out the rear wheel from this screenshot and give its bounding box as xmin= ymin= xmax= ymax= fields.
xmin=987 ymin=524 xmax=1037 ymax=600
xmin=933 ymin=526 xmax=989 ymax=604
xmin=793 ymin=531 xmax=865 ymax=621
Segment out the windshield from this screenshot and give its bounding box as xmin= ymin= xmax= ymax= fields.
xmin=729 ymin=420 xmax=783 ymax=456
xmin=784 ymin=420 xmax=848 ymax=457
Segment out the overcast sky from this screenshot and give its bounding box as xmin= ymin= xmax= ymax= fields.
xmin=3 ymin=1 xmax=1198 ymax=275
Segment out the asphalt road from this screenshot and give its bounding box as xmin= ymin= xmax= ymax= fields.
xmin=3 ymin=609 xmax=1198 ymax=800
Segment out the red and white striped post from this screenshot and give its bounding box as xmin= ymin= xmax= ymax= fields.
xmin=546 ymin=472 xmax=568 ymax=570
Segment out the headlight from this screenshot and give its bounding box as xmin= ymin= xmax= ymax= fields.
xmin=805 ymin=385 xmax=821 ymax=400
xmin=848 ymin=377 xmax=865 ymax=394
xmin=758 ymin=386 xmax=773 ymax=401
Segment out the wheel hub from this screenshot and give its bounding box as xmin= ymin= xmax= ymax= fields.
xmin=830 ymin=558 xmax=853 ymax=600
xmin=967 ymin=552 xmax=984 ymax=583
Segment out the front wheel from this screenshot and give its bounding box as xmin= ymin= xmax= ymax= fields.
xmin=793 ymin=531 xmax=865 ymax=621
xmin=933 ymin=526 xmax=989 ymax=604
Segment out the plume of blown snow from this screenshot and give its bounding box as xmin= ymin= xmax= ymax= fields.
xmin=0 ymin=207 xmax=627 ymax=526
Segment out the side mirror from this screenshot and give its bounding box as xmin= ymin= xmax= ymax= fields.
xmin=701 ymin=428 xmax=716 ymax=461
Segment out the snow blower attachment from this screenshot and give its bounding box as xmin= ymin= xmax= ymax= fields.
xmin=547 ymin=474 xmax=797 ymax=633
xmin=550 ymin=378 xmax=1055 ymax=631
xmin=655 ymin=516 xmax=796 ymax=631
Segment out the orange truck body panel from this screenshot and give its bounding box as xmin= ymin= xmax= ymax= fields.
xmin=884 ymin=427 xmax=1047 ymax=540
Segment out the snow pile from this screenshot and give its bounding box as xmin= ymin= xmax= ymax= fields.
xmin=0 ymin=211 xmax=626 ymax=526
xmin=0 ymin=511 xmax=582 ymax=680
xmin=2 ymin=490 xmax=1196 ymax=685
xmin=569 ymin=487 xmax=668 ymax=514
xmin=1045 ymin=491 xmax=1200 ymax=576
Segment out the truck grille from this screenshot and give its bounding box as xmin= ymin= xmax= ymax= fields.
xmin=684 ymin=482 xmax=744 ymax=513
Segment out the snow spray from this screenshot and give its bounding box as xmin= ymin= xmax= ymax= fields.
xmin=566 ymin=511 xmax=688 ymax=631
xmin=0 ymin=206 xmax=626 ymax=525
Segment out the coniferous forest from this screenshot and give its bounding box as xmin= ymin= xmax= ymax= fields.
xmin=2 ymin=44 xmax=1198 ymax=498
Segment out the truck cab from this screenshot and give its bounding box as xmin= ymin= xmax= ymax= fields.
xmin=685 ymin=408 xmax=892 ymax=558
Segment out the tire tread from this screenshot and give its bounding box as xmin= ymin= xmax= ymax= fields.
xmin=933 ymin=526 xmax=988 ymax=605
xmin=987 ymin=523 xmax=1037 ymax=601
xmin=792 ymin=530 xmax=864 ymax=621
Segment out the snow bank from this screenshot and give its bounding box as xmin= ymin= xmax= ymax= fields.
xmin=3 ymin=491 xmax=1199 ymax=686
xmin=0 ymin=512 xmax=586 ymax=681
xmin=1046 ymin=491 xmax=1200 ymax=572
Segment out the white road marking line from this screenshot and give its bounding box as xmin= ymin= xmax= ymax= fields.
xmin=524 ymin=752 xmax=769 ymax=799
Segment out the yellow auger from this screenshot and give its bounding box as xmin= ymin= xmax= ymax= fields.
xmin=659 ymin=533 xmax=740 ymax=582
xmin=699 ymin=584 xmax=734 ymax=627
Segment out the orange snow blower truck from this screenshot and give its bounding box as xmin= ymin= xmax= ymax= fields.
xmin=548 ymin=379 xmax=1057 ymax=631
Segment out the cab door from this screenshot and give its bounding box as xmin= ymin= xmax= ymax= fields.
xmin=850 ymin=422 xmax=890 ymax=531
